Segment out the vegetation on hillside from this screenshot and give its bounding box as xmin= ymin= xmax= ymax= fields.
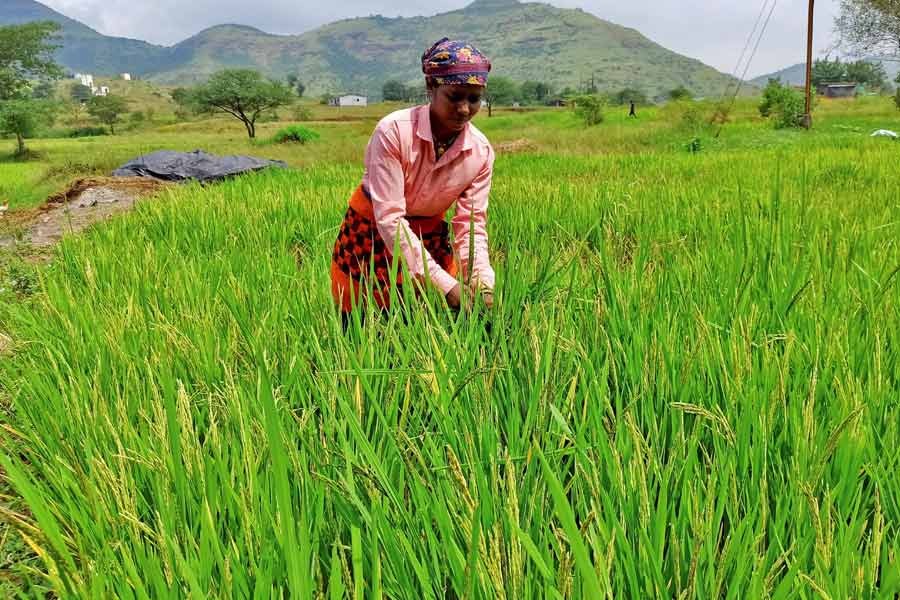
xmin=1 ymin=0 xmax=741 ymax=98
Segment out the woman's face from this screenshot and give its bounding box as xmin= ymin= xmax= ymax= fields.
xmin=430 ymin=84 xmax=484 ymax=135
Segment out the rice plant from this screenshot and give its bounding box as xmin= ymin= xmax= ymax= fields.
xmin=1 ymin=102 xmax=899 ymax=597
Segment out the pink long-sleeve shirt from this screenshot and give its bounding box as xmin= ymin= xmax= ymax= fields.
xmin=362 ymin=105 xmax=496 ymax=296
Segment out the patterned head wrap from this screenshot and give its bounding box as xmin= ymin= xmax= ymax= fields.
xmin=421 ymin=38 xmax=492 ymax=87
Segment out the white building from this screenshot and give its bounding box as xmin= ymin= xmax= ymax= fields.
xmin=93 ymin=86 xmax=110 ymax=97
xmin=121 ymin=73 xmax=132 ymax=81
xmin=329 ymin=94 xmax=367 ymax=107
xmin=74 ymin=73 xmax=94 ymax=89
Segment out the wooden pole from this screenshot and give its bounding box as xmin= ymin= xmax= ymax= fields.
xmin=803 ymin=0 xmax=815 ymax=129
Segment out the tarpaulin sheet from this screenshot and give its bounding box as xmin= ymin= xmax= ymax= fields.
xmin=112 ymin=150 xmax=287 ymax=182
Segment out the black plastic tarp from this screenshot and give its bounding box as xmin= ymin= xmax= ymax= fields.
xmin=112 ymin=150 xmax=288 ymax=182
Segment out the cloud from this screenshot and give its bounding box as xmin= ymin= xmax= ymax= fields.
xmin=40 ymin=0 xmax=840 ymax=77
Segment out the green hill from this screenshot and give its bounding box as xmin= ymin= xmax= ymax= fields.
xmin=0 ymin=0 xmax=170 ymax=75
xmin=3 ymin=0 xmax=740 ymax=98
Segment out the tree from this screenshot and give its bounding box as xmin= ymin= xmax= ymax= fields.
xmin=668 ymin=86 xmax=693 ymax=101
xmin=611 ymin=88 xmax=649 ymax=106
xmin=572 ymin=94 xmax=605 ymax=126
xmin=520 ymin=80 xmax=552 ymax=105
xmin=0 ymin=22 xmax=62 ymax=101
xmin=846 ymin=59 xmax=888 ymax=89
xmin=286 ymin=74 xmax=306 ymax=97
xmin=484 ymin=76 xmax=519 ymax=117
xmin=812 ymin=58 xmax=847 ymax=86
xmin=70 ymin=83 xmax=93 ymax=103
xmin=31 ymin=80 xmax=56 ymax=100
xmin=835 ymin=0 xmax=900 ymax=57
xmin=87 ymin=95 xmax=129 ymax=134
xmin=0 ymin=99 xmax=55 ymax=155
xmin=383 ymin=79 xmax=409 ymax=101
xmin=171 ymin=87 xmax=192 ymax=108
xmin=758 ymin=79 xmax=805 ymax=128
xmin=0 ymin=22 xmax=62 ymax=154
xmin=189 ymin=69 xmax=294 ymax=138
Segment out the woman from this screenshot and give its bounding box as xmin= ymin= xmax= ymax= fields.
xmin=331 ymin=38 xmax=496 ymax=318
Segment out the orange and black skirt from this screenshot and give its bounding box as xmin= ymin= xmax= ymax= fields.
xmin=331 ymin=186 xmax=457 ymax=312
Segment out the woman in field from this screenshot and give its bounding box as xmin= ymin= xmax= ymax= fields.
xmin=331 ymin=38 xmax=496 ymax=318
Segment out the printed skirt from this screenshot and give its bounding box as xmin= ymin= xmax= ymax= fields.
xmin=331 ymin=186 xmax=457 ymax=312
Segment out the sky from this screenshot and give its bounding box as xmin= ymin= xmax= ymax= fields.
xmin=40 ymin=0 xmax=842 ymax=78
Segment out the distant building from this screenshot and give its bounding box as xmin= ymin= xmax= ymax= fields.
xmin=93 ymin=86 xmax=110 ymax=97
xmin=74 ymin=73 xmax=94 ymax=89
xmin=816 ymin=82 xmax=858 ymax=98
xmin=121 ymin=73 xmax=132 ymax=81
xmin=329 ymin=94 xmax=368 ymax=107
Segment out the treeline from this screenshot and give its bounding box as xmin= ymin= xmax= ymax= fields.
xmin=812 ymin=58 xmax=894 ymax=91
xmin=383 ymin=77 xmax=693 ymax=108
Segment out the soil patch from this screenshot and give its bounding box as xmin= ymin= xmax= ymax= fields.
xmin=495 ymin=138 xmax=537 ymax=154
xmin=1 ymin=177 xmax=170 ymax=249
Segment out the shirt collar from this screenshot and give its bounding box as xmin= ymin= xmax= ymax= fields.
xmin=416 ymin=104 xmax=474 ymax=151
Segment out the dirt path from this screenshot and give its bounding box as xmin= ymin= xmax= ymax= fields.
xmin=0 ymin=177 xmax=170 ymax=250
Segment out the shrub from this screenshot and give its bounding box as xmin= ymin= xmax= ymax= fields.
xmin=272 ymin=125 xmax=320 ymax=144
xmin=759 ymin=79 xmax=805 ymax=129
xmin=571 ymin=94 xmax=605 ymax=126
xmin=894 ymin=89 xmax=900 ymax=111
xmin=67 ymin=126 xmax=108 ymax=138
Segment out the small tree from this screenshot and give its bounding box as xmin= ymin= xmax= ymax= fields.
xmin=759 ymin=80 xmax=805 ymax=128
xmin=31 ymin=80 xmax=56 ymax=100
xmin=845 ymin=60 xmax=888 ymax=90
xmin=0 ymin=22 xmax=62 ymax=155
xmin=812 ymin=58 xmax=847 ymax=86
xmin=611 ymin=88 xmax=648 ymax=106
xmin=286 ymin=74 xmax=306 ymax=97
xmin=87 ymin=95 xmax=129 ymax=134
xmin=484 ymin=76 xmax=519 ymax=116
xmin=572 ymin=94 xmax=605 ymax=126
xmin=0 ymin=22 xmax=62 ymax=101
xmin=668 ymin=86 xmax=693 ymax=101
xmin=520 ymin=80 xmax=552 ymax=105
xmin=70 ymin=83 xmax=93 ymax=103
xmin=0 ymin=99 xmax=55 ymax=155
xmin=383 ymin=80 xmax=409 ymax=102
xmin=190 ymin=69 xmax=294 ymax=138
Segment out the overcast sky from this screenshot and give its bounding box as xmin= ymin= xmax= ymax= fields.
xmin=41 ymin=0 xmax=841 ymax=78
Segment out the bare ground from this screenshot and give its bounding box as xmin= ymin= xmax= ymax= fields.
xmin=0 ymin=177 xmax=170 ymax=250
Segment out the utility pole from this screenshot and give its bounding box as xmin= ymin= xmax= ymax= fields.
xmin=803 ymin=0 xmax=815 ymax=129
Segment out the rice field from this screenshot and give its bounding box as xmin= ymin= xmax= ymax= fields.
xmin=1 ymin=98 xmax=899 ymax=597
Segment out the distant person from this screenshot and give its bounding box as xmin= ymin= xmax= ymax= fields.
xmin=331 ymin=38 xmax=496 ymax=322
xmin=629 ymin=100 xmax=637 ymax=118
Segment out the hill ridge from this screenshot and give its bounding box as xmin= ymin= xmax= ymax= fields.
xmin=2 ymin=0 xmax=740 ymax=98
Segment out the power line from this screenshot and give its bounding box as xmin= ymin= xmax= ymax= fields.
xmin=714 ymin=0 xmax=779 ymax=137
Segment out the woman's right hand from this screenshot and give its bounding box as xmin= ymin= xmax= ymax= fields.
xmin=446 ymin=284 xmax=463 ymax=309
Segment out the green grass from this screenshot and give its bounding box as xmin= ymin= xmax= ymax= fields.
xmin=0 ymin=97 xmax=899 ymax=597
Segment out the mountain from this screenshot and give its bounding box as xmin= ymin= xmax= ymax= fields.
xmin=751 ymin=58 xmax=900 ymax=88
xmin=0 ymin=0 xmax=169 ymax=75
xmin=3 ymin=0 xmax=740 ymax=98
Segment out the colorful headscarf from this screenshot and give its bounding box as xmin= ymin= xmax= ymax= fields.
xmin=421 ymin=38 xmax=492 ymax=87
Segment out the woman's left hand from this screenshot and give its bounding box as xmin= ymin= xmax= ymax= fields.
xmin=468 ymin=282 xmax=494 ymax=309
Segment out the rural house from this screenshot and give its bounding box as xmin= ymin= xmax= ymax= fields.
xmin=329 ymin=94 xmax=368 ymax=107
xmin=816 ymin=82 xmax=858 ymax=98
